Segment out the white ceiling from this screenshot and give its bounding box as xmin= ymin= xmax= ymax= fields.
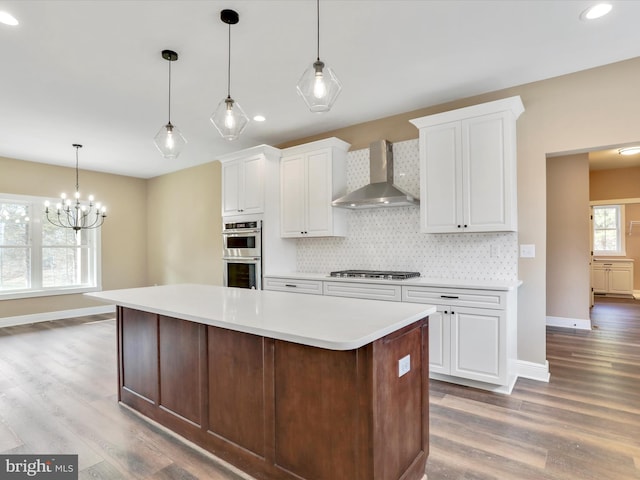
xmin=1 ymin=0 xmax=640 ymax=179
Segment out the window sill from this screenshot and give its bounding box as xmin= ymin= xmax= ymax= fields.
xmin=0 ymin=285 xmax=100 ymax=301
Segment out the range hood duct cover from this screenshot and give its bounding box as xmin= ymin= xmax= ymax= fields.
xmin=332 ymin=140 xmax=419 ymax=209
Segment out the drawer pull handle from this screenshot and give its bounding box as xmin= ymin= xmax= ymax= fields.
xmin=440 ymin=295 xmax=459 ymax=299
xmin=285 ymin=284 xmax=297 ymax=288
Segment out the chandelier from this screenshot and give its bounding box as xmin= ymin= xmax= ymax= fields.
xmin=44 ymin=144 xmax=107 ymax=232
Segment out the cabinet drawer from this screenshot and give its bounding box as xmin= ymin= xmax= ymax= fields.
xmin=263 ymin=277 xmax=323 ymax=295
xmin=324 ymin=282 xmax=401 ymax=302
xmin=402 ymin=286 xmax=505 ymax=310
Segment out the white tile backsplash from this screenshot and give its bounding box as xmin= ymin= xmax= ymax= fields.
xmin=296 ymin=139 xmax=518 ymax=281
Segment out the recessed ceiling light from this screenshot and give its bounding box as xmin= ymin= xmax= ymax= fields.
xmin=618 ymin=147 xmax=640 ymax=156
xmin=253 ymin=115 xmax=266 ymax=122
xmin=580 ymin=3 xmax=613 ymax=20
xmin=0 ymin=11 xmax=19 ymax=26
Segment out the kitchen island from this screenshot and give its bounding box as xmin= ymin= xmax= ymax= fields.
xmin=88 ymin=284 xmax=435 ymax=480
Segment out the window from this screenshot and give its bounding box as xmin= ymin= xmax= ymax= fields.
xmin=0 ymin=193 xmax=101 ymax=299
xmin=593 ymin=204 xmax=625 ymax=256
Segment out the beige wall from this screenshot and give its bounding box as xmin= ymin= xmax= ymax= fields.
xmin=146 ymin=161 xmax=222 ymax=286
xmin=278 ymin=57 xmax=640 ymax=366
xmin=4 ymin=56 xmax=640 ymax=368
xmin=590 ymin=166 xmax=640 ymax=289
xmin=0 ymin=156 xmax=147 ymax=317
xmin=546 ymin=154 xmax=591 ymax=321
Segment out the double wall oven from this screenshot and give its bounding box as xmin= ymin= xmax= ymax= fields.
xmin=222 ymin=220 xmax=262 ymax=289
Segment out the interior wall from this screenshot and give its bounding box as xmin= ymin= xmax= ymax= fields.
xmin=146 ymin=161 xmax=222 ymax=286
xmin=277 ymin=56 xmax=640 ymax=367
xmin=546 ymin=153 xmax=590 ymax=322
xmin=0 ymin=156 xmax=148 ymax=318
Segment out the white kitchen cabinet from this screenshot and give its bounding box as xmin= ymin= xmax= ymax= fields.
xmin=263 ymin=277 xmax=324 ymax=295
xmin=402 ymin=285 xmax=517 ymax=393
xmin=280 ymin=138 xmax=349 ymax=238
xmin=323 ymin=281 xmax=401 ymax=301
xmin=592 ymin=259 xmax=634 ymax=296
xmin=410 ymin=96 xmax=524 ymax=233
xmin=219 ymin=146 xmax=281 ymax=217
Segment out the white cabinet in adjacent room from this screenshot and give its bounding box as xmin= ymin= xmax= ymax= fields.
xmin=280 ymin=137 xmax=350 ymax=238
xmin=219 ymin=146 xmax=280 ymax=217
xmin=410 ymin=96 xmax=524 ymax=233
xmin=592 ymin=259 xmax=634 ymax=296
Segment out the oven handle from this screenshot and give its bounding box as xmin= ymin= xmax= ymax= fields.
xmin=222 ymin=229 xmax=261 ymax=235
xmin=223 ymin=257 xmax=261 ymax=261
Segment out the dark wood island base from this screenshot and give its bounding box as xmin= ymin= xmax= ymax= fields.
xmin=117 ymin=306 xmax=429 ymax=480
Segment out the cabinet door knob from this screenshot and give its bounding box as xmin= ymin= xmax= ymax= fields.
xmin=457 ymin=225 xmax=461 ymax=228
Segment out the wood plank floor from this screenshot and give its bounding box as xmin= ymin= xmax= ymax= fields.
xmin=0 ymin=298 xmax=639 ymax=479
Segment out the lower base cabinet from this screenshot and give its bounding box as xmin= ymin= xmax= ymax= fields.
xmin=403 ymin=286 xmax=517 ymax=394
xmin=265 ymin=276 xmax=519 ymax=393
xmin=118 ymin=306 xmax=430 ymax=480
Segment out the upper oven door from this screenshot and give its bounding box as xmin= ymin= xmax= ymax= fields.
xmin=222 ymin=231 xmax=262 ymax=257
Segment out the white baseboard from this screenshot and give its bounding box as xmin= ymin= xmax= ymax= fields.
xmin=633 ymin=290 xmax=640 ymax=300
xmin=517 ymin=359 xmax=550 ymax=383
xmin=0 ymin=305 xmax=116 ymax=328
xmin=546 ymin=315 xmax=591 ymax=330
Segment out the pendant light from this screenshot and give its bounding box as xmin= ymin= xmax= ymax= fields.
xmin=44 ymin=144 xmax=107 ymax=232
xmin=154 ymin=49 xmax=187 ymax=159
xmin=210 ymin=9 xmax=249 ymax=141
xmin=296 ymin=0 xmax=342 ymax=113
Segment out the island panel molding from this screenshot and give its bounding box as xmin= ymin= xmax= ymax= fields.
xmin=113 ymin=304 xmax=430 ymax=480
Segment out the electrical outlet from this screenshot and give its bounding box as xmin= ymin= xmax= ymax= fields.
xmin=398 ymin=354 xmax=411 ymax=377
xmin=520 ymin=244 xmax=536 ymax=258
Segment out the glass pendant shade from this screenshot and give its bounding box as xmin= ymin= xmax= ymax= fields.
xmin=154 ymin=49 xmax=186 ymax=159
xmin=154 ymin=122 xmax=187 ymax=159
xmin=297 ymin=59 xmax=342 ymax=113
xmin=210 ymin=96 xmax=249 ymax=141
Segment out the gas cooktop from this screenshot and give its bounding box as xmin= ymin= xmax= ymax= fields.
xmin=329 ymin=270 xmax=421 ymax=280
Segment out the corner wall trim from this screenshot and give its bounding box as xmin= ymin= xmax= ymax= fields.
xmin=517 ymin=359 xmax=550 ymax=383
xmin=0 ymin=305 xmax=116 ymax=328
xmin=546 ymin=315 xmax=591 ymax=330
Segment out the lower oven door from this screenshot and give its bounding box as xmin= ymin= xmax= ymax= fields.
xmin=223 ymin=257 xmax=262 ymax=289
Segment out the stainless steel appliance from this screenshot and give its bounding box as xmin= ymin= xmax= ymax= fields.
xmin=222 ymin=221 xmax=262 ymax=289
xmin=329 ymin=270 xmax=421 ymax=280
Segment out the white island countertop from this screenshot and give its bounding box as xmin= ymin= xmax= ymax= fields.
xmin=87 ymin=284 xmax=435 ymax=351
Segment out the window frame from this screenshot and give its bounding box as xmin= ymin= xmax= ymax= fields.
xmin=0 ymin=192 xmax=102 ymax=300
xmin=592 ymin=204 xmax=626 ymax=257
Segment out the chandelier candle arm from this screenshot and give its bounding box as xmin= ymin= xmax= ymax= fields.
xmin=44 ymin=144 xmax=107 ymax=232
xmin=154 ymin=49 xmax=187 ymax=159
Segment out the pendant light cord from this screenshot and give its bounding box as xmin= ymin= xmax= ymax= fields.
xmin=316 ymin=0 xmax=320 ymax=61
xmin=74 ymin=144 xmax=81 ymax=193
xmin=167 ymin=59 xmax=172 ymax=124
xmin=227 ymin=21 xmax=231 ymax=98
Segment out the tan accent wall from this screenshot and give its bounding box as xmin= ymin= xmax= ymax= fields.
xmin=546 ymin=154 xmax=591 ymax=321
xmin=146 ymin=161 xmax=222 ymax=286
xmin=0 ymin=156 xmax=147 ymax=317
xmin=278 ymin=57 xmax=640 ymax=366
xmin=589 ymin=167 xmax=640 ymax=201
xmin=590 ymin=166 xmax=640 ymax=290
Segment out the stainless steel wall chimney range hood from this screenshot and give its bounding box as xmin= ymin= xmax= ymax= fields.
xmin=332 ymin=140 xmax=419 ymax=209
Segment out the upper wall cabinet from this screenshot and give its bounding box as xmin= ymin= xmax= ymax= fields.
xmin=218 ymin=145 xmax=281 ymax=217
xmin=410 ymin=96 xmax=524 ymax=233
xmin=280 ymin=138 xmax=350 ymax=238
